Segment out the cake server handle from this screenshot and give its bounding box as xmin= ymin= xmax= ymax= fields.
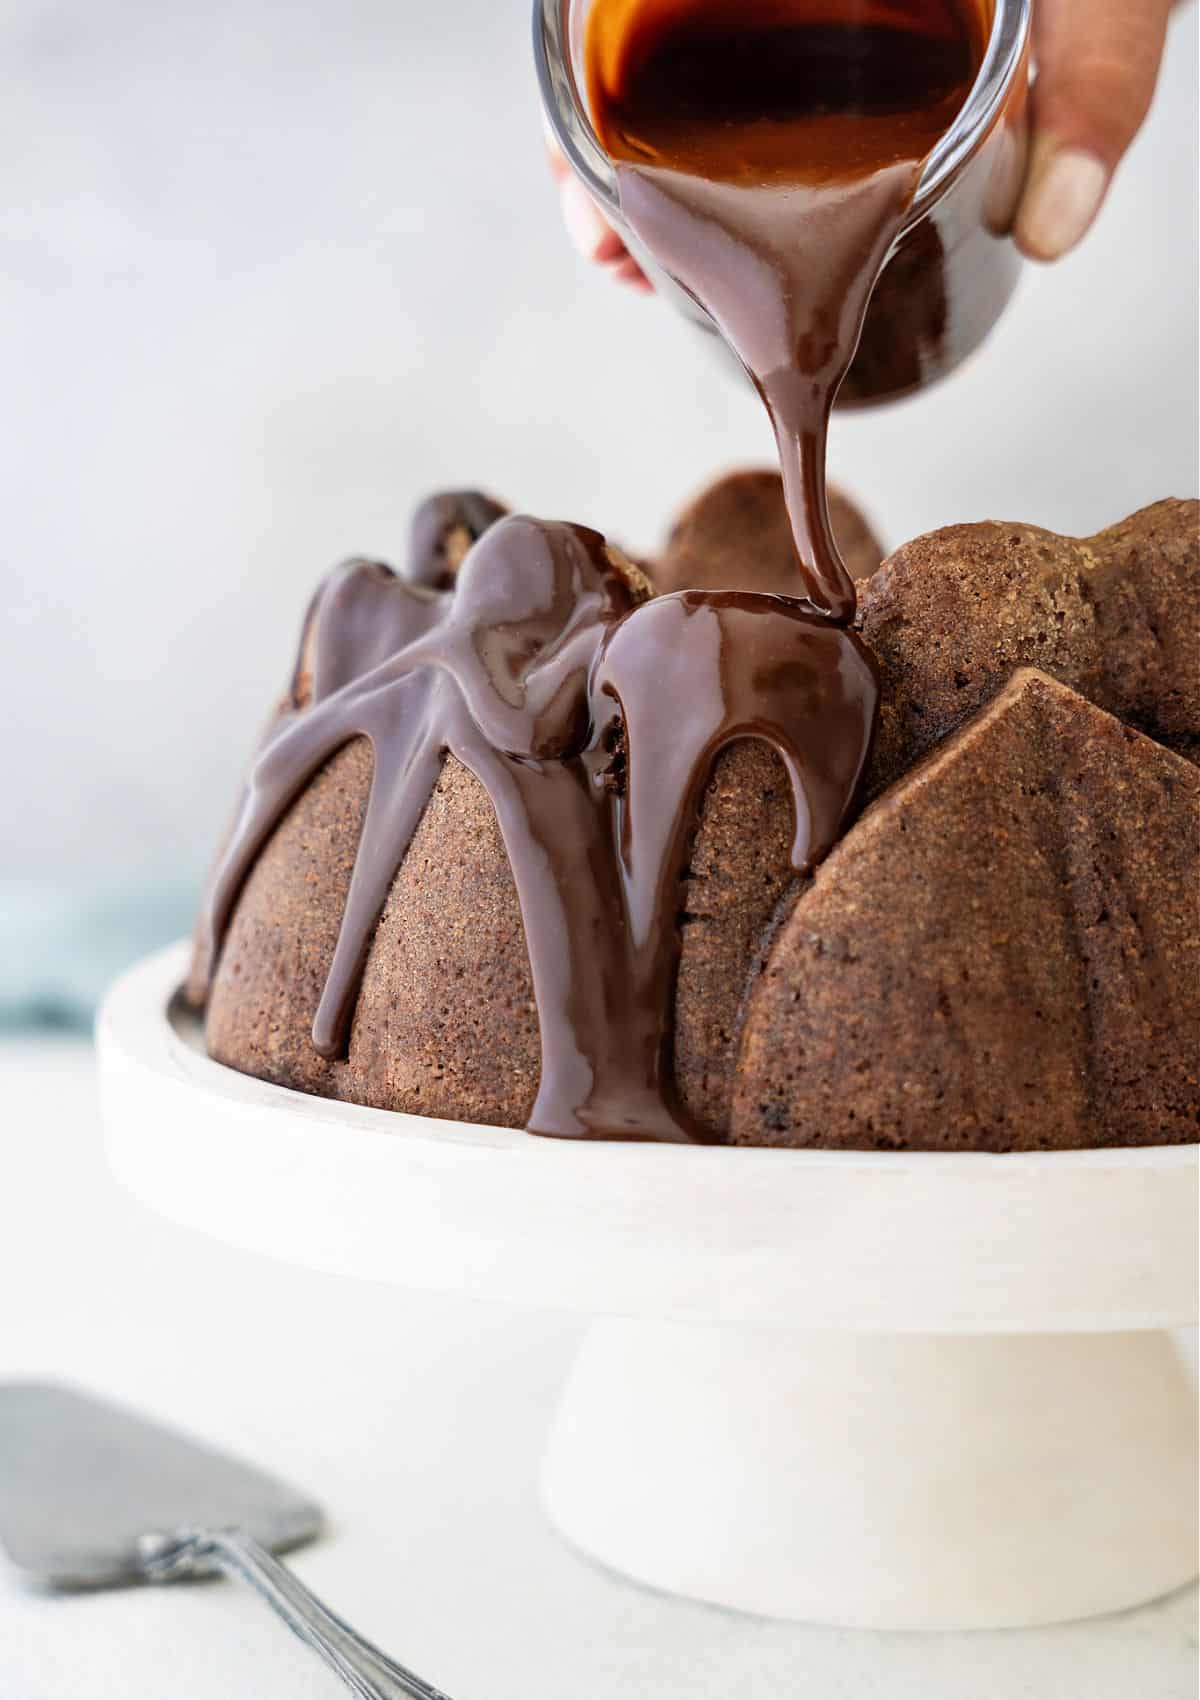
xmin=140 ymin=1526 xmax=456 ymax=1700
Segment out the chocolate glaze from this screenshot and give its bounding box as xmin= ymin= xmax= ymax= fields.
xmin=197 ymin=513 xmax=878 ymax=1141
xmin=586 ymin=0 xmax=984 ymax=619
xmin=408 ymin=489 xmax=508 ymax=590
xmin=836 ymin=214 xmax=949 ymax=405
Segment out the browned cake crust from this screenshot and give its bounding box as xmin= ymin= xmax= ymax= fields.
xmin=206 ymin=747 xmax=541 ymax=1124
xmin=730 ymin=670 xmax=1200 ymax=1151
xmin=671 ymin=742 xmax=798 ymax=1133
xmin=204 ymin=738 xmax=373 ymax=1098
xmin=653 ymin=469 xmax=883 ymax=596
xmin=857 ymin=498 xmax=1200 ymax=800
xmin=339 ymin=756 xmax=540 ymax=1124
xmin=203 ymin=738 xmax=800 ymax=1138
xmin=198 ymin=490 xmax=1199 ymax=1151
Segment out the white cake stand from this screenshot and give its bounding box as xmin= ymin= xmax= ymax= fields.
xmin=97 ymin=943 xmax=1198 ymax=1632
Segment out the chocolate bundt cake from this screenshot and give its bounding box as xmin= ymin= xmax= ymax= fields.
xmin=857 ymin=496 xmax=1200 ymax=798
xmin=656 ymin=469 xmax=884 ymax=597
xmin=733 ymin=668 xmax=1198 ymax=1150
xmin=189 ymin=481 xmax=1199 ymax=1149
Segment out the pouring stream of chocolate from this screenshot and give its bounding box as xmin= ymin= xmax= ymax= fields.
xmin=197 ymin=512 xmax=877 ymax=1140
xmin=586 ymin=0 xmax=985 ymax=620
xmin=196 ymin=7 xmax=986 ymax=1137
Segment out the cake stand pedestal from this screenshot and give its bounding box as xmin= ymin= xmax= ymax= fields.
xmin=98 ymin=945 xmax=1199 ymax=1631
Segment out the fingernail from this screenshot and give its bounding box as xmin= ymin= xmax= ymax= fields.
xmin=1018 ymin=145 xmax=1108 ymax=261
xmin=562 ymin=176 xmax=623 ymax=263
xmin=611 ymin=255 xmax=653 ymax=292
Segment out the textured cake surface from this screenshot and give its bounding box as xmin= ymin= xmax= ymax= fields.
xmin=857 ymin=497 xmax=1200 ymax=798
xmin=654 ymin=469 xmax=883 ymax=597
xmin=203 ymin=737 xmax=804 ymax=1140
xmin=732 ymin=670 xmax=1199 ymax=1150
xmin=194 ymin=484 xmax=1199 ymax=1150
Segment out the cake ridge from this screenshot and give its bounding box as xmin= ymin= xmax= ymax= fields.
xmin=196 ymin=506 xmax=878 ymax=1141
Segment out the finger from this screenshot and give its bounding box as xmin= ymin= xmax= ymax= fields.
xmin=561 ymin=173 xmax=629 ymax=265
xmin=1015 ymin=0 xmax=1172 ymax=261
xmin=609 ymin=252 xmax=654 ymax=291
xmin=543 ymin=114 xmax=652 ymax=288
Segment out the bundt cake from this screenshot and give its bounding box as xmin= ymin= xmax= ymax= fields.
xmin=187 ymin=478 xmax=1199 ymax=1149
xmin=655 ymin=470 xmax=884 ymax=597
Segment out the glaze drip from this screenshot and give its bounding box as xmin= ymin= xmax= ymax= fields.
xmin=197 ymin=513 xmax=879 ymax=1141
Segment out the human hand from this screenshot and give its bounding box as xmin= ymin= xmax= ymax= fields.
xmin=544 ymin=118 xmax=651 ymax=291
xmin=545 ymin=0 xmax=1179 ymax=282
xmin=1014 ymin=0 xmax=1176 ymax=260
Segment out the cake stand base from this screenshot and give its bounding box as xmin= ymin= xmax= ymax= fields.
xmin=98 ymin=946 xmax=1200 ymax=1634
xmin=542 ymin=1321 xmax=1198 ymax=1630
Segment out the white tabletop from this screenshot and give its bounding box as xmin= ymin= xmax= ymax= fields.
xmin=1 ymin=1034 xmax=1195 ymax=1700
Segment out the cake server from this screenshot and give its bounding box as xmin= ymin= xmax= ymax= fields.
xmin=0 ymin=1381 xmax=456 ymax=1700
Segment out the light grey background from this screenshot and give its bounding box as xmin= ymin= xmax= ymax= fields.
xmin=3 ymin=0 xmax=1197 ymax=889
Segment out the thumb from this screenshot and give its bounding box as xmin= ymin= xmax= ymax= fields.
xmin=1015 ymin=0 xmax=1173 ymax=262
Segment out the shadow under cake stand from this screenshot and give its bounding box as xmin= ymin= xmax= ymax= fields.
xmin=98 ymin=943 xmax=1198 ymax=1632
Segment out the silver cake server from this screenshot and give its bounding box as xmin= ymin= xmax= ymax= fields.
xmin=0 ymin=1382 xmax=456 ymax=1700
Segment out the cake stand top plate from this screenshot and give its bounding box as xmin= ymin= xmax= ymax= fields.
xmin=98 ymin=944 xmax=1197 ymax=1333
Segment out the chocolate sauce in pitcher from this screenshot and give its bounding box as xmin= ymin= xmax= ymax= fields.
xmin=586 ymin=0 xmax=986 ymax=619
